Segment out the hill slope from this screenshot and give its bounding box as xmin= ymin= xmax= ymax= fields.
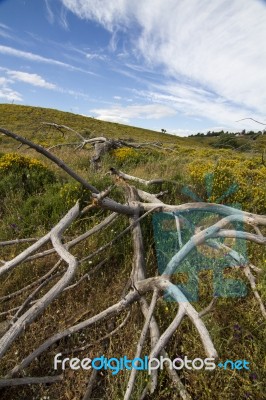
xmin=1 ymin=103 xmax=265 ymax=152
xmin=0 ymin=104 xmax=183 ymax=145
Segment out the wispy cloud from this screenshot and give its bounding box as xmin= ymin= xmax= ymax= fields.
xmin=6 ymin=70 xmax=57 ymax=89
xmin=0 ymin=77 xmax=10 ymax=85
xmin=0 ymin=23 xmax=11 ymax=30
xmin=44 ymin=0 xmax=54 ymax=24
xmin=0 ymin=88 xmax=22 ymax=102
xmin=60 ymin=0 xmax=134 ymax=31
xmin=0 ymin=28 xmax=12 ymax=39
xmin=91 ymin=103 xmax=176 ymax=123
xmin=62 ymin=88 xmax=91 ymax=99
xmin=0 ymin=45 xmax=95 ymax=74
xmin=0 ymin=67 xmax=91 ymax=102
xmin=60 ymin=5 xmax=69 ymax=29
xmin=44 ymin=0 xmax=69 ymax=28
xmin=134 ymin=83 xmax=266 ymax=130
xmin=86 ymin=52 xmax=106 ymax=61
xmin=60 ymin=0 xmax=266 ymax=126
xmin=0 ymin=21 xmax=13 ymax=39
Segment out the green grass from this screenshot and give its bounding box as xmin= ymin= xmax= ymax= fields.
xmin=0 ymin=103 xmax=184 ymax=145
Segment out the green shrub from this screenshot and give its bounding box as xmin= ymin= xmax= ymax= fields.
xmin=0 ymin=153 xmax=56 ymax=199
xmin=211 ymin=134 xmax=251 ymax=151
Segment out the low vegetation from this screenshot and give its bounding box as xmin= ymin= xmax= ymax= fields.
xmin=0 ymin=104 xmax=265 ymax=400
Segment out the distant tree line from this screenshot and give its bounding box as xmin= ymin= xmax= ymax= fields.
xmin=189 ymin=129 xmax=265 ymax=137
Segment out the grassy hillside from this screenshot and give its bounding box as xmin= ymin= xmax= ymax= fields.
xmin=0 ymin=104 xmax=265 ymax=400
xmin=1 ymin=103 xmax=265 ymax=152
xmin=0 ymin=104 xmax=184 ymax=145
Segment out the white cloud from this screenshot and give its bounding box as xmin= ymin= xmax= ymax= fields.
xmin=0 ymin=88 xmax=22 ymax=102
xmin=91 ymin=103 xmax=176 ymax=123
xmin=0 ymin=45 xmax=95 ymax=74
xmin=62 ymin=88 xmax=90 ymax=99
xmin=0 ymin=23 xmax=11 ymax=30
xmin=60 ymin=5 xmax=69 ymax=29
xmin=0 ymin=67 xmax=92 ymax=101
xmin=86 ymin=52 xmax=106 ymax=61
xmin=168 ymin=128 xmax=198 ymax=137
xmin=0 ymin=29 xmax=12 ymax=39
xmin=44 ymin=0 xmax=54 ymax=23
xmin=0 ymin=77 xmax=9 ymax=85
xmin=0 ymin=22 xmax=12 ymax=39
xmin=60 ymin=0 xmax=134 ymax=30
xmin=6 ymin=70 xmax=57 ymax=89
xmin=0 ymin=66 xmax=92 ymax=101
xmin=136 ymin=81 xmax=266 ymax=130
xmin=0 ymin=76 xmax=22 ymax=102
xmin=60 ymin=0 xmax=266 ymax=126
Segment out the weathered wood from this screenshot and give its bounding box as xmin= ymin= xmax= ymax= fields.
xmin=0 ymin=375 xmax=63 ymax=387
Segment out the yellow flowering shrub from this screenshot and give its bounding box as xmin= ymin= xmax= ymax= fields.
xmin=111 ymin=146 xmax=162 ymax=167
xmin=0 ymin=152 xmax=56 ymax=197
xmin=0 ymin=153 xmax=43 ymax=170
xmin=112 ymin=147 xmax=139 ymax=161
xmin=187 ymin=158 xmax=266 ymax=213
xmin=59 ymin=182 xmax=87 ymax=207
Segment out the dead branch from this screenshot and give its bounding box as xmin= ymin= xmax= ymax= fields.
xmin=0 ymin=202 xmax=80 ymax=358
xmin=0 ymin=375 xmax=63 ymax=387
xmin=48 ymin=141 xmax=80 ymax=150
xmin=0 ymin=232 xmax=50 ymax=277
xmin=243 ymin=266 xmax=266 ymax=319
xmin=236 ymin=117 xmax=266 ymax=126
xmin=124 ymin=289 xmax=158 ymax=400
xmin=0 ymin=128 xmax=99 ymax=194
xmin=0 ymin=261 xmax=62 ymax=302
xmin=80 ymin=206 xmax=160 ymax=264
xmin=62 ymin=258 xmax=107 ymax=293
xmin=39 ymin=122 xmax=176 ymax=171
xmin=40 ymin=122 xmax=86 ymax=140
xmin=82 ymin=366 xmax=99 ymax=400
xmin=27 ymin=212 xmax=118 ymax=262
xmin=110 ymin=167 xmax=179 ymax=186
xmin=0 ymin=238 xmax=38 ymax=246
xmin=139 ymin=201 xmax=266 ymax=224
xmin=9 ymin=271 xmax=62 ymax=326
xmin=199 ymin=298 xmax=218 ymax=318
xmin=8 ymin=290 xmax=140 ymax=378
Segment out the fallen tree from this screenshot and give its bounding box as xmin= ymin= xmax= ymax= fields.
xmin=0 ymin=126 xmax=265 ymax=400
xmin=38 ymin=122 xmax=172 ymax=171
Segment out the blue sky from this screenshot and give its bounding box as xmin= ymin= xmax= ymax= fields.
xmin=1 ymin=0 xmax=266 ymax=136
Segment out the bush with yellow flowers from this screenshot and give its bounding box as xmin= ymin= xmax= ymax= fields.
xmin=59 ymin=181 xmax=88 ymax=207
xmin=111 ymin=146 xmax=163 ymax=168
xmin=187 ymin=157 xmax=266 ymax=214
xmin=0 ymin=152 xmax=56 ymax=198
xmin=0 ymin=152 xmax=44 ymax=170
xmin=111 ymin=147 xmax=142 ymax=166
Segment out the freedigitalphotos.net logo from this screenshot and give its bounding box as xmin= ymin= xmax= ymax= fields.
xmin=53 ymin=353 xmax=250 ymax=375
xmin=152 ymin=172 xmax=248 ymax=302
